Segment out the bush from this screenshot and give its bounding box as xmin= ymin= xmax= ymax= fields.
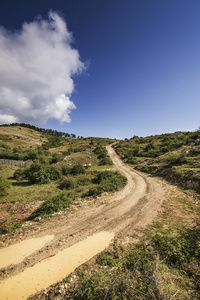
xmin=26 ymin=161 xmax=51 ymax=184
xmin=152 ymin=227 xmax=200 ymax=267
xmin=51 ymin=153 xmax=64 ymax=164
xmin=97 ymin=152 xmax=107 ymax=159
xmin=49 ymin=166 xmax=62 ymax=180
xmin=61 ymin=165 xmax=71 ymax=175
xmin=77 ymin=177 xmax=91 ymax=186
xmin=85 ymin=171 xmax=127 ymax=197
xmin=42 ymin=136 xmax=63 ymax=150
xmin=92 ymin=171 xmax=118 ymax=184
xmin=71 ymin=164 xmax=85 ymax=175
xmin=165 ymin=152 xmax=186 ymax=165
xmin=93 ymin=146 xmax=113 ymax=165
xmin=99 ymin=157 xmax=113 ymax=166
xmin=28 ymin=192 xmax=73 ymax=219
xmin=58 ymin=178 xmax=77 ymax=190
xmin=85 ymin=186 xmax=104 ymax=196
xmin=93 ymin=146 xmax=106 ymax=155
xmin=0 ymin=176 xmax=10 ymax=196
xmin=38 ymin=154 xmax=50 ymax=164
xmin=0 ymin=146 xmax=44 ymax=161
xmin=96 ymin=251 xmax=119 ymax=266
xmin=125 ymin=155 xmax=137 ymax=164
xmin=24 ymin=161 xmax=61 ymax=184
xmin=13 ymin=168 xmax=28 ymax=181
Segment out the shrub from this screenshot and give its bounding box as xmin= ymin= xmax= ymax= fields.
xmin=24 ymin=149 xmax=39 ymax=160
xmin=97 ymin=152 xmax=107 ymax=159
xmin=99 ymin=157 xmax=113 ymax=166
xmin=42 ymin=136 xmax=63 ymax=150
xmin=49 ymin=166 xmax=62 ymax=180
xmin=125 ymin=155 xmax=137 ymax=164
xmin=0 ymin=176 xmax=10 ymax=196
xmin=51 ymin=153 xmax=64 ymax=163
xmin=85 ymin=171 xmax=127 ymax=197
xmin=0 ymin=146 xmax=43 ymax=161
xmin=85 ymin=186 xmax=104 ymax=196
xmin=38 ymin=155 xmax=50 ymax=164
xmin=165 ymin=152 xmax=186 ymax=165
xmin=11 ymin=221 xmax=22 ymax=231
xmin=0 ymin=143 xmax=11 ymax=149
xmin=24 ymin=161 xmax=61 ymax=184
xmin=26 ymin=161 xmax=51 ymax=184
xmin=96 ymin=251 xmax=119 ymax=266
xmin=92 ymin=171 xmax=117 ymax=184
xmin=152 ymin=227 xmax=200 ymax=267
xmin=61 ymin=165 xmax=71 ymax=175
xmin=28 ymin=192 xmax=73 ymax=219
xmin=13 ymin=168 xmax=28 ymax=181
xmin=93 ymin=146 xmax=105 ymax=155
xmin=77 ymin=177 xmax=91 ymax=186
xmin=71 ymin=164 xmax=85 ymax=175
xmin=58 ymin=178 xmax=77 ymax=190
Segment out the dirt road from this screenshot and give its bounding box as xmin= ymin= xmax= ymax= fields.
xmin=0 ymin=146 xmax=165 ymax=299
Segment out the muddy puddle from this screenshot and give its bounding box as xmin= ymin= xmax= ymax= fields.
xmin=0 ymin=235 xmax=54 ymax=269
xmin=0 ymin=231 xmax=114 ymax=300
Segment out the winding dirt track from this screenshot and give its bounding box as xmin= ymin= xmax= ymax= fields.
xmin=0 ymin=146 xmax=165 ymax=298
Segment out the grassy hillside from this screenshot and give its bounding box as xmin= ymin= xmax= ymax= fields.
xmin=114 ymin=131 xmax=200 ymax=192
xmin=46 ymin=132 xmax=200 ymax=300
xmin=1 ymin=126 xmax=200 ymax=299
xmin=63 ymin=131 xmax=200 ymax=300
xmin=0 ymin=125 xmax=47 ymax=149
xmin=0 ymin=125 xmax=123 ymax=233
xmin=36 ymin=179 xmax=200 ymax=300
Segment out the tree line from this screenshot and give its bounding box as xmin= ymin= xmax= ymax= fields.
xmin=0 ymin=123 xmax=77 ymax=139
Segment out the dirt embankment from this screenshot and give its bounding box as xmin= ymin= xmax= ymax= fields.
xmin=0 ymin=146 xmax=166 ymax=299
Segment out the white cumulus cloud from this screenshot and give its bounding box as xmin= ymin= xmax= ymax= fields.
xmin=0 ymin=11 xmax=85 ymax=125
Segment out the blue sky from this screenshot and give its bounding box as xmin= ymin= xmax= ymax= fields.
xmin=0 ymin=0 xmax=200 ymax=139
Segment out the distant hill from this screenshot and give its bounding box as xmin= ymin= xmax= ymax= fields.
xmin=0 ymin=124 xmax=115 ymax=161
xmin=0 ymin=123 xmax=76 ymax=138
xmin=0 ymin=125 xmax=47 ymax=149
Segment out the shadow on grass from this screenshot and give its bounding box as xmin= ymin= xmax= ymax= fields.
xmin=11 ymin=181 xmax=31 ymax=187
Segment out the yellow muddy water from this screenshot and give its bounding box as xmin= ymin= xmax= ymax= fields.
xmin=0 ymin=235 xmax=54 ymax=269
xmin=0 ymin=231 xmax=114 ymax=300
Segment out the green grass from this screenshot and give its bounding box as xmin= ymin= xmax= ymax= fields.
xmin=0 ymin=174 xmax=61 ymax=204
xmin=91 ymin=165 xmax=115 ymax=171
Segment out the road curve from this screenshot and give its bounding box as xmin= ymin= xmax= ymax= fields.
xmin=0 ymin=146 xmax=164 ymax=282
